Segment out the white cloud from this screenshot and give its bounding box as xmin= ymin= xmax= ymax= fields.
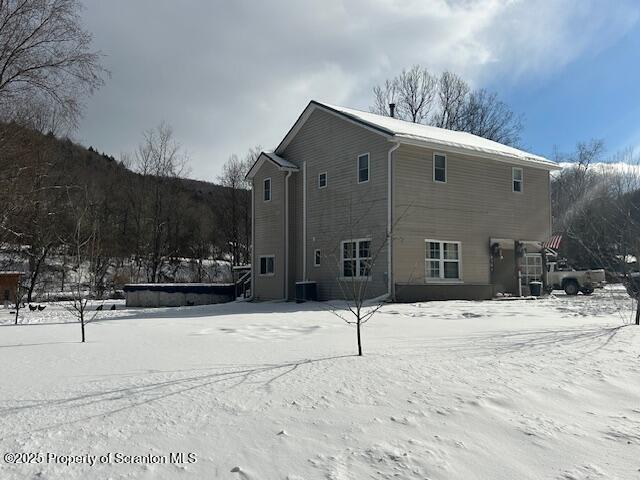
xmin=77 ymin=0 xmax=640 ymax=180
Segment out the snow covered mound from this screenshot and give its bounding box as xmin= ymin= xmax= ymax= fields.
xmin=0 ymin=289 xmax=638 ymax=479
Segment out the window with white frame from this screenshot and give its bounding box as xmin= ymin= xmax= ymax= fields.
xmin=521 ymin=254 xmax=542 ymax=285
xmin=259 ymin=255 xmax=275 ymax=275
xmin=512 ymin=167 xmax=523 ymax=192
xmin=342 ymin=239 xmax=371 ymax=278
xmin=318 ymin=172 xmax=327 ymax=189
xmin=357 ymin=153 xmax=369 ymax=183
xmin=425 ymin=240 xmax=461 ymax=280
xmin=314 ymin=249 xmax=321 ymax=267
xmin=433 ymin=153 xmax=446 ymax=183
xmin=263 ymin=177 xmax=272 ymax=201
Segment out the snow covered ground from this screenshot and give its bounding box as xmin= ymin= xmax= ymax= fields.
xmin=0 ymin=288 xmax=639 ymax=479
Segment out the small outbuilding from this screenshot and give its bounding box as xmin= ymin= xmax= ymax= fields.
xmin=0 ymin=272 xmax=23 ymax=306
xmin=123 ymin=283 xmax=235 ymax=308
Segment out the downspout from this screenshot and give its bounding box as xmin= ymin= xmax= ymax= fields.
xmin=248 ymin=182 xmax=255 ymax=300
xmin=302 ymin=161 xmax=307 ymax=281
xmin=284 ymin=171 xmax=292 ymax=301
xmin=387 ymin=141 xmax=400 ymax=301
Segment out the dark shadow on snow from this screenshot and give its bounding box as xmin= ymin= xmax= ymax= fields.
xmin=0 ymin=354 xmax=353 ymax=437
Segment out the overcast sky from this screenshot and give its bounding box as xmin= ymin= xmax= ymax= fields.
xmin=76 ymin=0 xmax=640 ymax=181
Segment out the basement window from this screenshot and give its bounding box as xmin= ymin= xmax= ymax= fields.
xmin=512 ymin=167 xmax=523 ymax=193
xmin=259 ymin=256 xmax=275 ymax=276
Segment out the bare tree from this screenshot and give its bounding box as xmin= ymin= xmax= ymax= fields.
xmin=132 ymin=123 xmax=188 ymax=282
xmin=0 ymin=0 xmax=107 ymax=130
xmin=372 ymin=66 xmax=436 ymax=123
xmin=322 ymin=198 xmax=414 ymax=356
xmin=60 ymin=187 xmax=101 ymax=342
xmin=371 ymin=79 xmax=398 ymax=117
xmin=553 ymin=145 xmax=640 ymax=325
xmin=462 ymin=89 xmax=522 ymax=146
xmin=218 ymin=146 xmax=257 ymax=266
xmin=12 ymin=274 xmax=27 ymax=325
xmin=329 ymin=234 xmax=388 ymax=357
xmin=432 ymin=71 xmax=470 ymax=130
xmin=551 ymin=140 xmax=605 ymax=238
xmin=371 ymin=67 xmax=523 ymax=146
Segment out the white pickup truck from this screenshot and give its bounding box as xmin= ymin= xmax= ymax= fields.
xmin=546 ymin=261 xmax=606 ymax=295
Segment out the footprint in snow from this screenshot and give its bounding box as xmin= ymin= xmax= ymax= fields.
xmin=390 ymin=416 xmax=413 ymax=425
xmin=230 ymin=466 xmax=256 ymax=479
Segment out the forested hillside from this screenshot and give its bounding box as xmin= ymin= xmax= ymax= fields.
xmin=0 ymin=123 xmax=251 ymax=300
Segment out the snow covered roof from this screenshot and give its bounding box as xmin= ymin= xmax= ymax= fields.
xmin=246 ymin=151 xmax=299 ymax=179
xmin=276 ymin=101 xmax=559 ymax=170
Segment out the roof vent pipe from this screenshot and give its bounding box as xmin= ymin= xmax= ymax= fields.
xmin=389 ymin=103 xmax=396 ymax=118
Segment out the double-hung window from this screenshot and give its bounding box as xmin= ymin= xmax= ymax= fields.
xmin=357 ymin=153 xmax=369 ymax=183
xmin=342 ymin=239 xmax=371 ymax=278
xmin=433 ymin=153 xmax=446 ymax=183
xmin=314 ymin=249 xmax=321 ymax=267
xmin=425 ymin=240 xmax=461 ymax=280
xmin=259 ymin=256 xmax=275 ymax=275
xmin=512 ymin=167 xmax=523 ymax=192
xmin=318 ymin=172 xmax=327 ymax=189
xmin=263 ymin=177 xmax=272 ymax=201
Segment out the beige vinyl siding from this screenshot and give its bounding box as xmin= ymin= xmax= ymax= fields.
xmin=281 ymin=108 xmax=392 ymax=300
xmin=393 ymin=144 xmax=551 ymax=285
xmin=253 ymin=161 xmax=286 ymax=300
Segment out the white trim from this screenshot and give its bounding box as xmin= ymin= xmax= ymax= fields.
xmin=284 ymin=171 xmax=292 ymax=300
xmin=250 ymin=185 xmax=255 ymax=299
xmin=275 ymin=102 xmax=393 ymax=155
xmin=272 ymin=101 xmax=558 ymax=172
xmin=314 ymin=249 xmax=321 ymax=267
xmin=258 ymin=255 xmax=275 ymax=276
xmin=522 ymin=252 xmax=543 ymax=285
xmin=263 ymin=177 xmax=272 ymax=202
xmin=302 ymin=162 xmax=307 ymax=281
xmin=318 ymin=171 xmax=327 ymax=189
xmin=387 ymin=141 xmax=400 ymax=300
xmin=512 ymin=167 xmax=523 ymax=193
xmin=246 ymin=152 xmax=299 ymax=179
xmin=340 ymin=238 xmax=373 ymax=279
xmin=433 ymin=152 xmax=447 ymax=183
xmin=424 ymin=239 xmax=463 ymax=281
xmin=357 ymin=152 xmax=370 ymax=184
xmin=396 ymin=136 xmax=560 ymax=171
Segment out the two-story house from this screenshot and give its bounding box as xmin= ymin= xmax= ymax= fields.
xmin=246 ymin=101 xmax=561 ymax=302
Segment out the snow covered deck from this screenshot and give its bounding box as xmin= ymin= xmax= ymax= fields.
xmin=0 ymin=288 xmax=638 ymax=479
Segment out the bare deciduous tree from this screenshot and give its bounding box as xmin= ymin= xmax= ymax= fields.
xmin=0 ymin=0 xmax=107 ymax=130
xmin=12 ymin=274 xmax=27 ymax=325
xmin=371 ymin=66 xmax=523 ymax=146
xmin=553 ymin=144 xmax=640 ymax=325
xmin=132 ymin=123 xmax=188 ymax=282
xmin=322 ymin=198 xmax=414 ymax=356
xmin=218 ymin=146 xmax=257 ymax=266
xmin=371 ymin=79 xmax=398 ymax=118
xmin=432 ymin=71 xmax=470 ymax=130
xmin=463 ymin=89 xmax=523 ymax=146
xmin=60 ymin=187 xmax=101 ymax=342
